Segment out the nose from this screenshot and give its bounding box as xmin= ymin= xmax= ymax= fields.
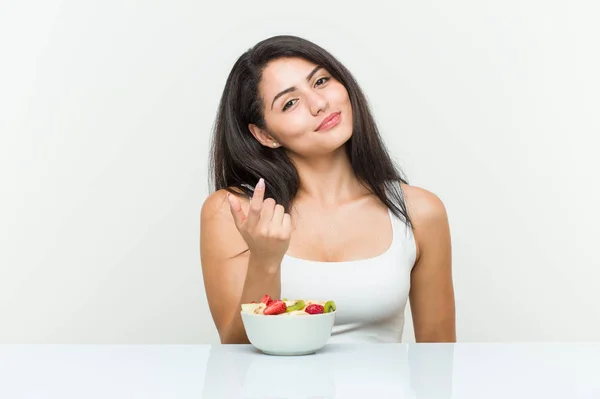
xmin=307 ymin=90 xmax=328 ymax=116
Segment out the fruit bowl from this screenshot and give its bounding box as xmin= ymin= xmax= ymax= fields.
xmin=240 ymin=295 xmax=336 ymax=356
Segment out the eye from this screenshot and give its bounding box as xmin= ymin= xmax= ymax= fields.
xmin=282 ymin=99 xmax=297 ymax=111
xmin=315 ymin=76 xmax=331 ymax=87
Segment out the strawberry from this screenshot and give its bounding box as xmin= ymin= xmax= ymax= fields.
xmin=261 ymin=294 xmax=273 ymax=306
xmin=263 ymin=300 xmax=287 ymax=315
xmin=305 ymin=304 xmax=324 ymax=314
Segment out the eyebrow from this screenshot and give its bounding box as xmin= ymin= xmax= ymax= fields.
xmin=270 ymin=65 xmax=324 ymax=110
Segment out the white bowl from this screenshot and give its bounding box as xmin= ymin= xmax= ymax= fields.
xmin=241 ymin=310 xmax=336 ymax=356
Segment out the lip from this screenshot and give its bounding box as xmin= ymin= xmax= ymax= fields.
xmin=315 ymin=112 xmax=341 ymax=131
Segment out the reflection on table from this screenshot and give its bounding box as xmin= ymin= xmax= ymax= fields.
xmin=1 ymin=343 xmax=599 ymax=398
xmin=201 ymin=343 xmax=454 ymax=398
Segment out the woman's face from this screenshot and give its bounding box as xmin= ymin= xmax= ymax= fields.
xmin=250 ymin=57 xmax=353 ymax=158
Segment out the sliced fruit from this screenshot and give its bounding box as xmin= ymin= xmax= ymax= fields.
xmin=264 ymin=300 xmax=287 ymax=315
xmin=285 ymin=300 xmax=306 ymax=313
xmin=323 ymin=300 xmax=336 ymax=313
xmin=305 ymin=304 xmax=324 ymax=314
xmin=241 ymin=303 xmax=257 ymax=313
xmin=241 ymin=302 xmax=266 ymax=314
xmin=287 ymin=310 xmax=309 ymax=316
xmin=261 ymin=294 xmax=274 ymax=306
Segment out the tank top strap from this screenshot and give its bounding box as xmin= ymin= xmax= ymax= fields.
xmin=387 ymin=207 xmax=417 ymax=263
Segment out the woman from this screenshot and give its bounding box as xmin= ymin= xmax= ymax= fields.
xmin=200 ymin=35 xmax=455 ymax=344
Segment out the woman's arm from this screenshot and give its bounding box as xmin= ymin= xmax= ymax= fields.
xmin=200 ymin=189 xmax=282 ymax=344
xmin=404 ymin=184 xmax=456 ymax=342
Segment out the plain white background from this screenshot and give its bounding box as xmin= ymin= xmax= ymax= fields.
xmin=1 ymin=0 xmax=599 ymax=344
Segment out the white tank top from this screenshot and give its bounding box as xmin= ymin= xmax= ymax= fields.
xmin=280 ymin=208 xmax=417 ymax=343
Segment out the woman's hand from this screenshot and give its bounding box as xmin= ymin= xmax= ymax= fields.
xmin=227 ymin=178 xmax=292 ymax=269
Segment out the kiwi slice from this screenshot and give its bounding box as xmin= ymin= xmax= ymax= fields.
xmin=323 ymin=300 xmax=336 ymax=313
xmin=285 ymin=300 xmax=305 ymax=312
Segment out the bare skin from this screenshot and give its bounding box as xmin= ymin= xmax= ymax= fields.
xmin=200 ymin=56 xmax=455 ymax=344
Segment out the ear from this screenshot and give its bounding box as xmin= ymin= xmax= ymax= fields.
xmin=248 ymin=124 xmax=280 ymax=148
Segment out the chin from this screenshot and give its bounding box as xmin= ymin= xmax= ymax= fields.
xmin=332 ymin=124 xmax=353 ymax=145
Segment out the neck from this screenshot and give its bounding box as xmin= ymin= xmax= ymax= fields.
xmin=290 ymin=148 xmax=367 ymax=206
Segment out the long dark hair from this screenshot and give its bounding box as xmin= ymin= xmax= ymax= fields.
xmin=209 ymin=35 xmax=412 ymax=228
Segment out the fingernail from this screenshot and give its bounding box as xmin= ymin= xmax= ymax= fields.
xmin=256 ymin=178 xmax=265 ymax=189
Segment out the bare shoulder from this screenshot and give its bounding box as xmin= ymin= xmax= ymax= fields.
xmin=200 ymin=188 xmax=250 ymax=258
xmin=400 ymin=183 xmax=448 ymax=228
xmin=200 ymin=188 xmax=250 ymax=222
xmin=400 ymin=183 xmax=450 ymax=261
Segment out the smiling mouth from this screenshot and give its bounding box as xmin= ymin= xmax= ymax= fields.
xmin=316 ymin=112 xmax=341 ymax=131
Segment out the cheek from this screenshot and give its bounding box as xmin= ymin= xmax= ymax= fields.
xmin=267 ymin=113 xmax=309 ymax=141
xmin=330 ymin=83 xmax=350 ymax=105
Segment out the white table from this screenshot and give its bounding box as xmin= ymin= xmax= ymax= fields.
xmin=1 ymin=343 xmax=599 ymax=398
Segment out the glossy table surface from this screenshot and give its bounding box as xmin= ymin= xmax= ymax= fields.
xmin=1 ymin=343 xmax=599 ymax=398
